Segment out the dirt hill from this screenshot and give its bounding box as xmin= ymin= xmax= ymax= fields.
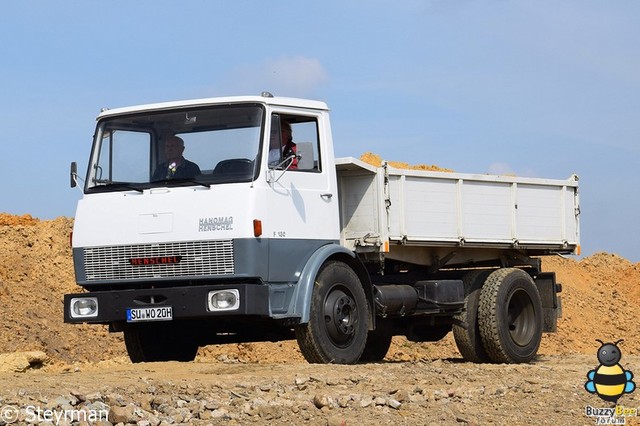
xmin=0 ymin=213 xmax=638 ymax=368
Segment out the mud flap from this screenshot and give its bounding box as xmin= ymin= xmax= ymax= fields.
xmin=535 ymin=272 xmax=562 ymax=332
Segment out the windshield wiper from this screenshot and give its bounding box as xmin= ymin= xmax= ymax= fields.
xmin=91 ymin=181 xmax=144 ymax=193
xmin=151 ymin=177 xmax=211 ymax=188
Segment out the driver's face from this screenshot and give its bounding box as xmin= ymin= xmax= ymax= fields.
xmin=281 ymin=128 xmax=292 ymax=146
xmin=165 ymin=138 xmax=184 ymax=160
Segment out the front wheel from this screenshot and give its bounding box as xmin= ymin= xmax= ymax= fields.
xmin=478 ymin=268 xmax=543 ymax=363
xmin=124 ymin=323 xmax=199 ymax=363
xmin=295 ymin=261 xmax=369 ymax=364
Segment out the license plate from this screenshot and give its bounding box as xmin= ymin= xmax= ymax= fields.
xmin=126 ymin=306 xmax=173 ymax=322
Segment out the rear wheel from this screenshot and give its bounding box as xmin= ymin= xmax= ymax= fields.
xmin=453 ymin=270 xmax=492 ymax=363
xmin=478 ymin=268 xmax=543 ymax=363
xmin=295 ymin=261 xmax=369 ymax=364
xmin=124 ymin=323 xmax=199 ymax=363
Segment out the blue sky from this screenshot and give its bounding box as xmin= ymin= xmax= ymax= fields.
xmin=1 ymin=1 xmax=639 ymax=261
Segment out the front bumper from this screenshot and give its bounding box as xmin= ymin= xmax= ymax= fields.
xmin=64 ymin=283 xmax=270 ymax=323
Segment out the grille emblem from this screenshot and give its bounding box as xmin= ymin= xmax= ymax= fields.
xmin=129 ymin=256 xmax=182 ymax=266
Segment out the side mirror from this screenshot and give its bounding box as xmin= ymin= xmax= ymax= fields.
xmin=70 ymin=162 xmax=78 ymax=188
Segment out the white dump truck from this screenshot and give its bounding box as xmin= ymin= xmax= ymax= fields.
xmin=64 ymin=93 xmax=580 ymax=364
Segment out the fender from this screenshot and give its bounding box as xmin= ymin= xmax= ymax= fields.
xmin=289 ymin=243 xmax=358 ymax=323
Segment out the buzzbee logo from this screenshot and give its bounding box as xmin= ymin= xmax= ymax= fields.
xmin=585 ymin=339 xmax=636 ymax=403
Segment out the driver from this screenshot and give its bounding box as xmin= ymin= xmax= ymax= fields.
xmin=152 ymin=136 xmax=201 ymax=180
xmin=268 ymin=121 xmax=297 ymax=169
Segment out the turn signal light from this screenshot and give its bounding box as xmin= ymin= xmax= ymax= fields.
xmin=253 ymin=219 xmax=262 ymax=237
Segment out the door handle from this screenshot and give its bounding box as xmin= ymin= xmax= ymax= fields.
xmin=320 ymin=193 xmax=333 ymax=199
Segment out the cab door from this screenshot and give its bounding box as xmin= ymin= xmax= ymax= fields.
xmin=265 ymin=112 xmax=339 ymax=282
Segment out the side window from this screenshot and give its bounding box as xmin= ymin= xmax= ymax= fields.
xmin=269 ymin=114 xmax=321 ymax=172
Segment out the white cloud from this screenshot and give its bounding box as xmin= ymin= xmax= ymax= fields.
xmin=487 ymin=162 xmax=539 ymax=178
xmin=487 ymin=162 xmax=516 ymax=176
xmin=262 ymin=56 xmax=328 ymax=95
xmin=218 ymin=56 xmax=328 ymax=98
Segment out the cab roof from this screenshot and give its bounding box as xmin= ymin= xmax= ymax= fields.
xmin=96 ymin=94 xmax=329 ymax=120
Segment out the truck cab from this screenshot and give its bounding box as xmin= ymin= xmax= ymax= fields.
xmin=66 ymin=93 xmax=362 ymax=362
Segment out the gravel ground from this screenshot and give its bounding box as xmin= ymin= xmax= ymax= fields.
xmin=1 ymin=354 xmax=639 ymax=426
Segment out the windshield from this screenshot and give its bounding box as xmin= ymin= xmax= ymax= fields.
xmin=85 ymin=104 xmax=264 ymax=192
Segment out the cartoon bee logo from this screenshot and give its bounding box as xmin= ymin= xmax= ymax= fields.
xmin=585 ymin=339 xmax=636 ymax=403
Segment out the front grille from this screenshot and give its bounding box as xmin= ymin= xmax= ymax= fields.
xmin=83 ymin=240 xmax=234 ymax=281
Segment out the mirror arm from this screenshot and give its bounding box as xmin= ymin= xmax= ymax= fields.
xmin=267 ymin=155 xmax=297 ymax=184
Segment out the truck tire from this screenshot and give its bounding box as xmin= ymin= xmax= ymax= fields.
xmin=359 ymin=329 xmax=393 ymax=363
xmin=124 ymin=324 xmax=198 ymax=363
xmin=295 ymin=261 xmax=369 ymax=364
xmin=453 ymin=270 xmax=492 ymax=363
xmin=478 ymin=268 xmax=543 ymax=363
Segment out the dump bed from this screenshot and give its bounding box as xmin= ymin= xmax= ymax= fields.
xmin=336 ymin=157 xmax=580 ymax=262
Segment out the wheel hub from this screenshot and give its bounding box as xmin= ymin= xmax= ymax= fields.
xmin=324 ymin=288 xmax=358 ymax=346
xmin=507 ymin=289 xmax=535 ymax=347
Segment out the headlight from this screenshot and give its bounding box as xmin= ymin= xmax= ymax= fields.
xmin=207 ymin=289 xmax=240 ymax=311
xmin=70 ymin=297 xmax=99 ymax=318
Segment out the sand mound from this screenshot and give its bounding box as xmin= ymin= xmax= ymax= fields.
xmin=360 ymin=152 xmax=454 ymax=172
xmin=0 ymin=216 xmax=124 ymax=365
xmin=0 ymin=213 xmax=40 ymax=226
